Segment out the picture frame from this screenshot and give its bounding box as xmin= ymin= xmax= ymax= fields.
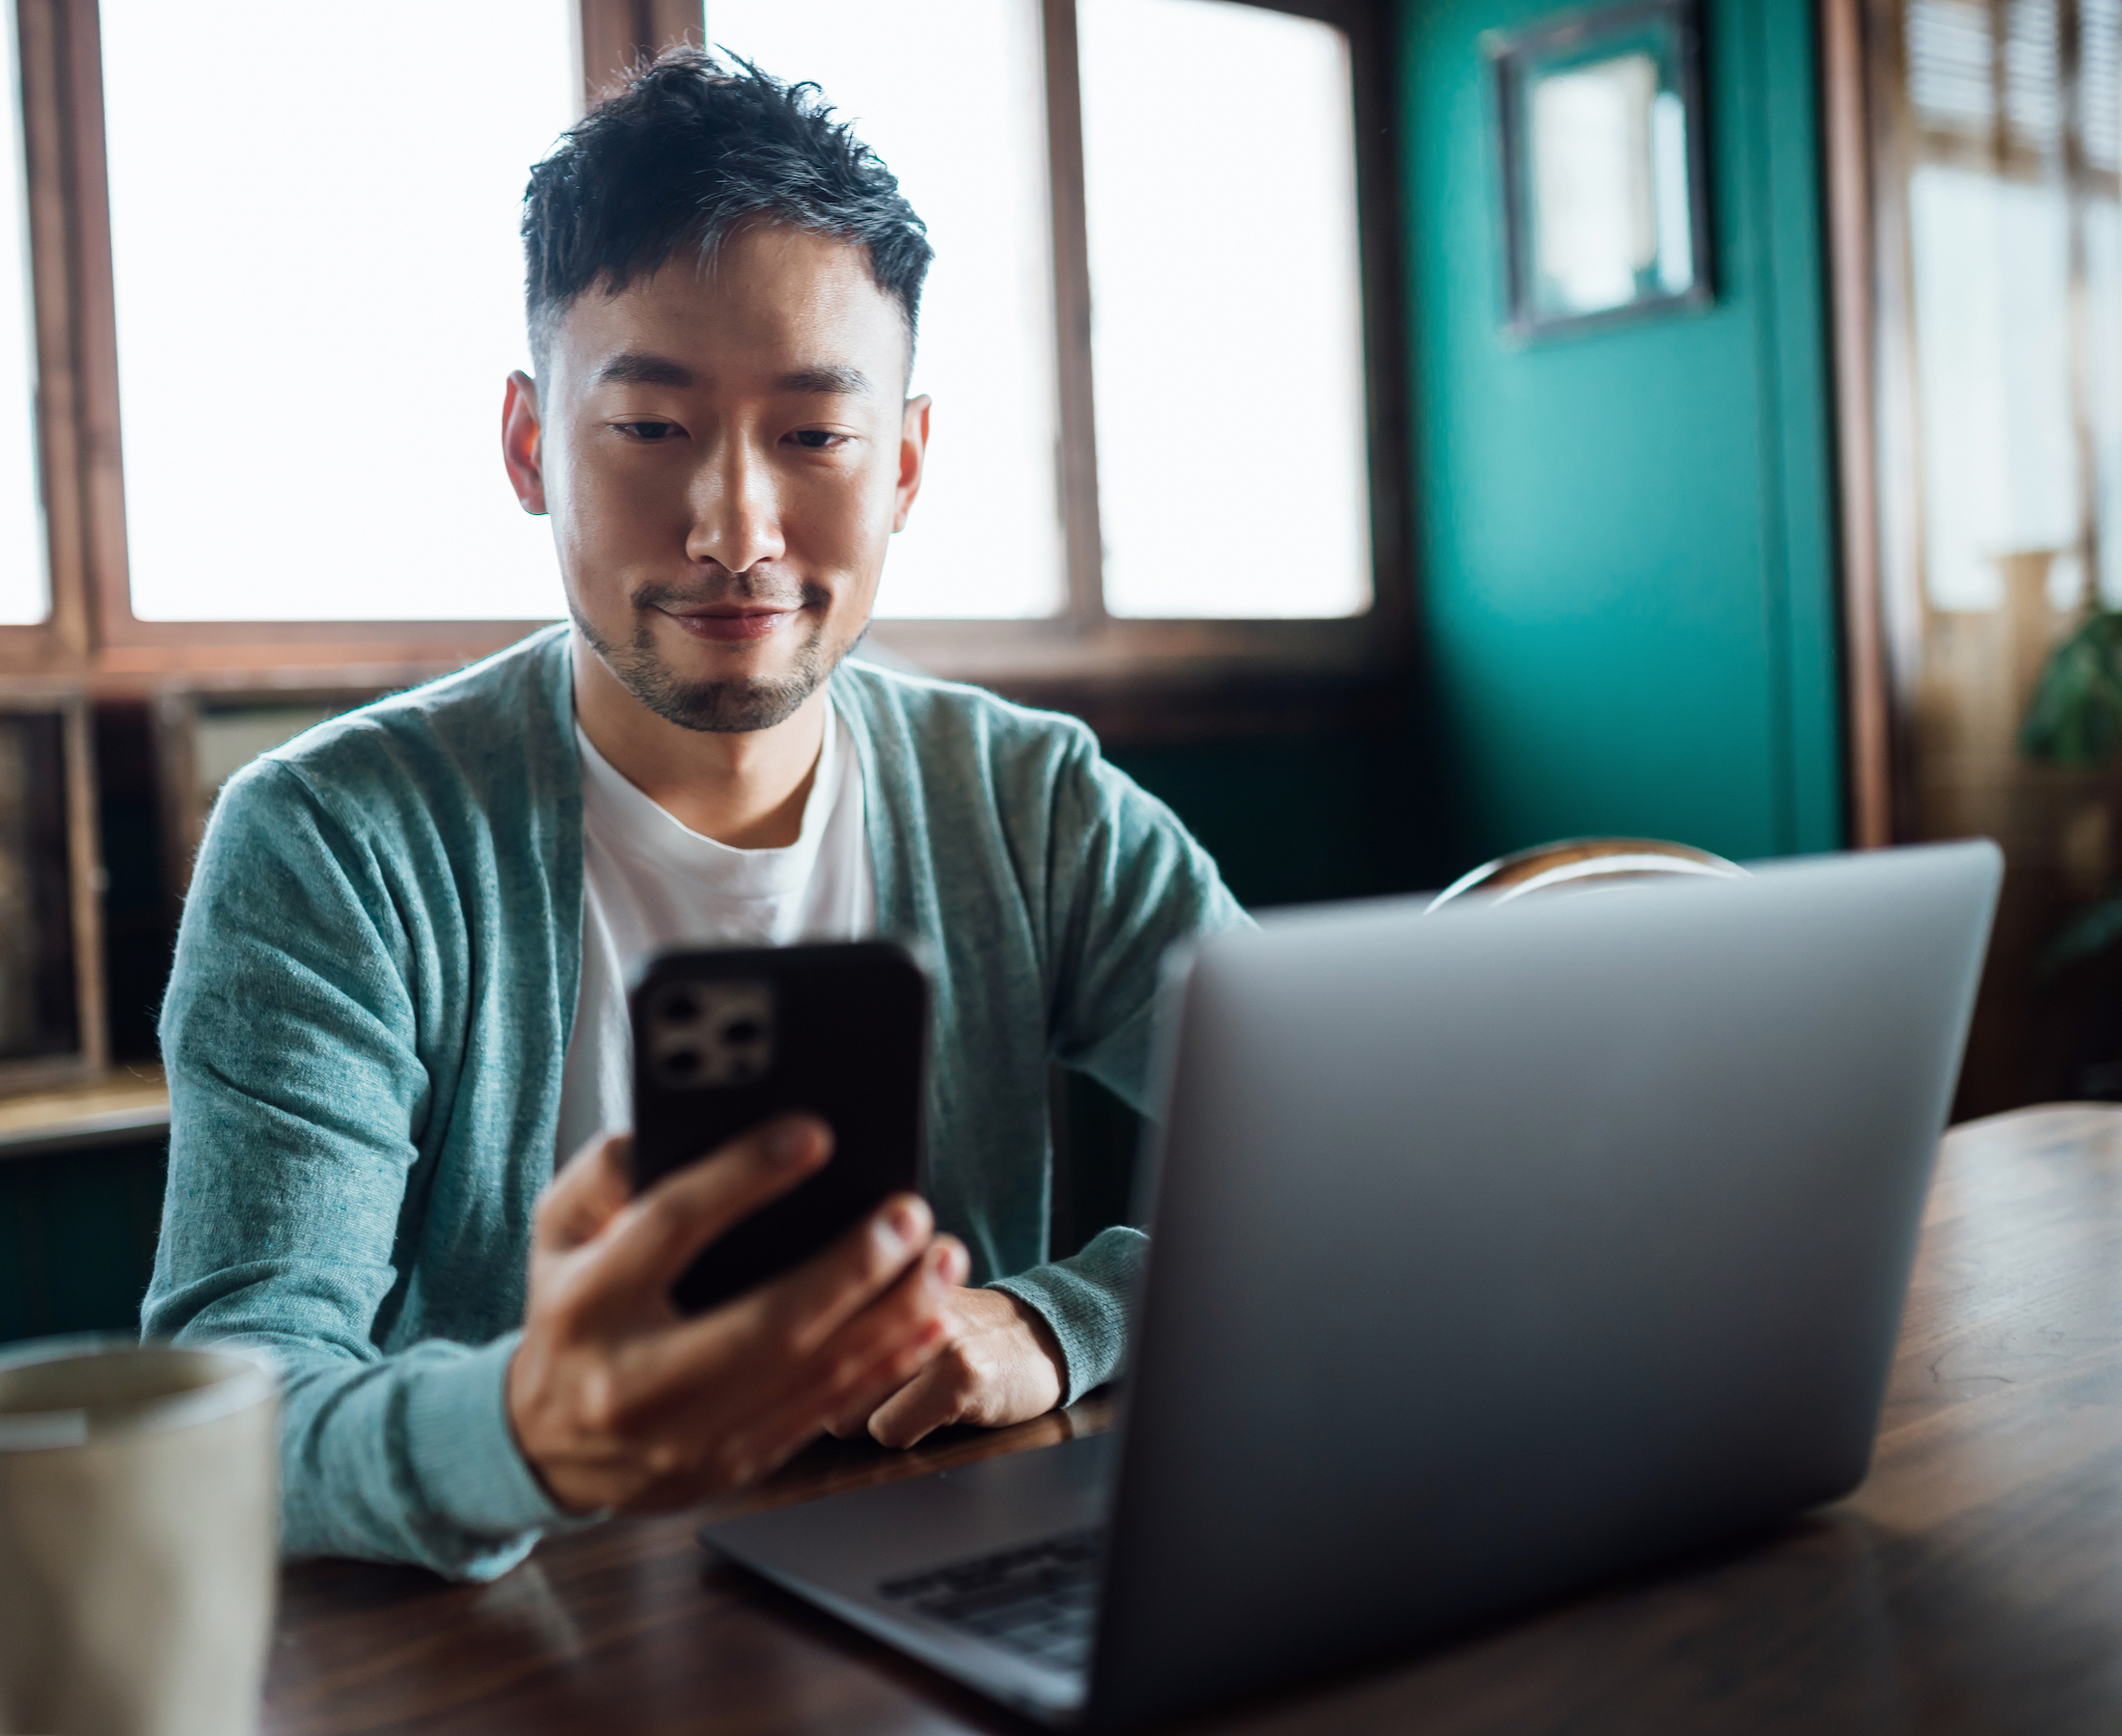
xmin=1489 ymin=0 xmax=1713 ymax=339
xmin=0 ymin=687 xmax=106 ymax=1093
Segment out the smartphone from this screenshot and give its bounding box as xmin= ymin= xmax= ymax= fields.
xmin=630 ymin=939 xmax=930 ymax=1314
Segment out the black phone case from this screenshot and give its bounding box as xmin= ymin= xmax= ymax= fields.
xmin=630 ymin=940 xmax=929 ymax=1314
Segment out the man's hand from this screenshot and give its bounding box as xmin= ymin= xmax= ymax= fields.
xmin=507 ymin=1115 xmax=968 ymax=1515
xmin=829 ymin=1287 xmax=1067 ymax=1450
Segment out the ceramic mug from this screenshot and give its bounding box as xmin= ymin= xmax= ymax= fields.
xmin=0 ymin=1336 xmax=279 ymax=1736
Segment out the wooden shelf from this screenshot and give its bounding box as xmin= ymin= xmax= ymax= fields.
xmin=0 ymin=1064 xmax=169 ymax=1160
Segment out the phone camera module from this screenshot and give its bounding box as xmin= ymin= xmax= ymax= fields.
xmin=651 ymin=979 xmax=775 ymax=1088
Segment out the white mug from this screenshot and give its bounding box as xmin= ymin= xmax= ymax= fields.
xmin=0 ymin=1336 xmax=280 ymax=1736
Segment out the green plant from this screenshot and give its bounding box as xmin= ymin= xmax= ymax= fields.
xmin=2023 ymin=610 xmax=2122 ymax=972
xmin=2023 ymin=610 xmax=2122 ymax=770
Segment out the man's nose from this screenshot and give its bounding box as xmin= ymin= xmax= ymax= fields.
xmin=685 ymin=437 xmax=786 ymax=575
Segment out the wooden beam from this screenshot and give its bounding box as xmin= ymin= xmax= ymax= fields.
xmin=12 ymin=0 xmax=93 ymax=670
xmin=1041 ymin=0 xmax=1109 ymax=635
xmin=578 ymin=0 xmax=702 ymax=107
xmin=1821 ymin=0 xmax=1894 ymax=847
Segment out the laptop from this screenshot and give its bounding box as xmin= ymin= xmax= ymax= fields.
xmin=701 ymin=842 xmax=2000 ymax=1731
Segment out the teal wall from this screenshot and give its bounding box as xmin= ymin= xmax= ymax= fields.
xmin=1107 ymin=726 xmax=1418 ymax=908
xmin=1401 ymin=0 xmax=1843 ymax=868
xmin=0 ymin=1140 xmax=167 ymax=1343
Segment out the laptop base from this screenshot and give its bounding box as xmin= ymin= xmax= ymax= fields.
xmin=702 ymin=1430 xmax=1118 ymax=1725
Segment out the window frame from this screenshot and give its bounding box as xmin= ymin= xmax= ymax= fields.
xmin=10 ymin=0 xmax=1410 ymax=706
xmin=868 ymin=0 xmax=1411 ymax=703
xmin=1826 ymin=0 xmax=2122 ymax=848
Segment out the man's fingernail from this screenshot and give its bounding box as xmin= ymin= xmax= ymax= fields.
xmin=770 ymin=1122 xmax=814 ymax=1163
xmin=889 ymin=1200 xmax=923 ymax=1246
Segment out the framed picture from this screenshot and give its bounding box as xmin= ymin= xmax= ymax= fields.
xmin=0 ymin=689 xmax=106 ymax=1092
xmin=1489 ymin=0 xmax=1712 ymax=339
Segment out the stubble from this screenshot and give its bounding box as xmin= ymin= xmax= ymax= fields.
xmin=573 ymin=581 xmax=842 ymax=734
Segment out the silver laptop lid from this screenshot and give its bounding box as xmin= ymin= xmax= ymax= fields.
xmin=1090 ymin=842 xmax=2000 ymax=1728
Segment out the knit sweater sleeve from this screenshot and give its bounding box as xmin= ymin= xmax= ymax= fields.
xmin=988 ymin=730 xmax=1252 ymax=1402
xmin=143 ymin=757 xmax=578 ymax=1581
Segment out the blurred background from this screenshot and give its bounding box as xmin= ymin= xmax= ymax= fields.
xmin=0 ymin=0 xmax=2103 ymax=1340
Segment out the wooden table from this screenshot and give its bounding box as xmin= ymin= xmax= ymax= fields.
xmin=263 ymin=1105 xmax=2122 ymax=1734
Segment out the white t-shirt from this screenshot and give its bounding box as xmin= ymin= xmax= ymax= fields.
xmin=554 ymin=701 xmax=876 ymax=1160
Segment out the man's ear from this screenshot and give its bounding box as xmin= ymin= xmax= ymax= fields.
xmin=892 ymin=394 xmax=931 ymax=533
xmin=503 ymin=370 xmax=548 ymax=516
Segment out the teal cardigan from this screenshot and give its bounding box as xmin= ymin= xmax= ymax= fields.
xmin=144 ymin=628 xmax=1246 ymax=1580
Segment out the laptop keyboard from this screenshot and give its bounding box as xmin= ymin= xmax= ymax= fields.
xmin=878 ymin=1527 xmax=1105 ymax=1671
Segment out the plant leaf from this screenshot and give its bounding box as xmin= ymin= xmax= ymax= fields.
xmin=2023 ymin=611 xmax=2122 ymax=769
xmin=2041 ymin=894 xmax=2122 ymax=976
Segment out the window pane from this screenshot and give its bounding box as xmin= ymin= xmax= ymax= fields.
xmin=1078 ymin=0 xmax=1372 ymax=618
xmin=2088 ymin=199 xmax=2122 ymax=605
xmin=1 ymin=0 xmax=46 ymax=624
xmin=703 ymin=0 xmax=1066 ymax=619
xmin=1908 ymin=166 xmax=2079 ymax=611
xmin=102 ymin=0 xmax=574 ymax=622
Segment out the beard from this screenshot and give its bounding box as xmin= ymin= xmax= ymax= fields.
xmin=574 ymin=580 xmax=843 ymax=734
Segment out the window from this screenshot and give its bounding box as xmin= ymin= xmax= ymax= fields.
xmin=707 ymin=0 xmax=1378 ymax=645
xmin=98 ymin=0 xmax=576 ymax=623
xmin=6 ymin=0 xmax=1394 ymax=684
xmin=1838 ymin=0 xmax=2122 ymax=1092
xmin=1 ymin=0 xmax=43 ymax=625
xmin=1075 ymin=0 xmax=1370 ymax=619
xmin=1891 ymin=0 xmax=2122 ymax=613
xmin=701 ymin=0 xmax=1066 ymax=621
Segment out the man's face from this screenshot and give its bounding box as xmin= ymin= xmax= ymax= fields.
xmin=505 ymin=224 xmax=927 ymax=733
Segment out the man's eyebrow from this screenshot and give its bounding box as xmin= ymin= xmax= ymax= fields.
xmin=593 ymin=352 xmax=695 ymax=388
xmin=776 ymin=364 xmax=875 ymax=396
xmin=590 ymin=356 xmax=876 ymax=395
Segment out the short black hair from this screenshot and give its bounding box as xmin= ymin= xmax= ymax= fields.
xmin=521 ymin=49 xmax=933 ymax=370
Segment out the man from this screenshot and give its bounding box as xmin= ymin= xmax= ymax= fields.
xmin=146 ymin=51 xmax=1244 ymax=1581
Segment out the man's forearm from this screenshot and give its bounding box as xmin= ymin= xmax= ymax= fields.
xmin=222 ymin=1329 xmax=582 ymax=1582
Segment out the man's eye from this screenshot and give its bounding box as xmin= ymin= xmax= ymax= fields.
xmin=619 ymin=421 xmax=678 ymax=442
xmin=790 ymin=429 xmax=846 ymax=450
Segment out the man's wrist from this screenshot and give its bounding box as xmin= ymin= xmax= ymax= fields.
xmin=996 ymin=1290 xmax=1068 ymax=1391
xmin=502 ymin=1334 xmax=596 ymax=1518
xmin=987 ymin=1232 xmax=1146 ymax=1404
xmin=405 ymin=1332 xmax=591 ymax=1538
xmin=981 ymin=1284 xmax=1069 ymax=1409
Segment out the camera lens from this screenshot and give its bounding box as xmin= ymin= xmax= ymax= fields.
xmin=721 ymin=1017 xmax=762 ymax=1046
xmin=663 ymin=1047 xmax=700 ymax=1079
xmin=662 ymin=990 xmax=700 ymax=1025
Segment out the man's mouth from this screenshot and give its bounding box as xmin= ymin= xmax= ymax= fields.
xmin=658 ymin=604 xmax=800 ymax=645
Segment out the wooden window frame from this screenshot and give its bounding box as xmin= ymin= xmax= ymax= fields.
xmin=867 ymin=0 xmax=1413 ymax=711
xmin=1821 ymin=0 xmax=1894 ymax=847
xmin=11 ymin=0 xmax=1410 ymax=712
xmin=1823 ymin=0 xmax=2122 ymax=849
